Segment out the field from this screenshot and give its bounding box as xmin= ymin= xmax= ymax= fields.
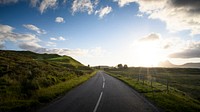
xmin=0 ymin=50 xmax=95 ymax=112
xmin=105 ymin=67 xmax=200 ymax=112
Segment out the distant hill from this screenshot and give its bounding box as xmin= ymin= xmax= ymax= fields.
xmin=181 ymin=63 xmax=200 ymax=68
xmin=158 ymin=60 xmax=200 ymax=68
xmin=158 ymin=60 xmax=177 ymax=67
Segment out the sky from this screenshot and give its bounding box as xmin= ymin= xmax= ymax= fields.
xmin=0 ymin=0 xmax=200 ymax=67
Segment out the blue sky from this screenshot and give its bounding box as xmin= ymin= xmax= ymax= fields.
xmin=0 ymin=0 xmax=200 ymax=67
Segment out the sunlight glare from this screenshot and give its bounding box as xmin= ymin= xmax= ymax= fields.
xmin=132 ymin=41 xmax=164 ymax=67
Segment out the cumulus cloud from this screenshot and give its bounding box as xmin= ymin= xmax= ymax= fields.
xmin=139 ymin=33 xmax=160 ymax=42
xmin=0 ymin=24 xmax=13 ymax=33
xmin=55 ymin=17 xmax=65 ymax=23
xmin=0 ymin=24 xmax=41 ymax=50
xmin=19 ymin=41 xmax=41 ymax=51
xmin=113 ymin=0 xmax=137 ymax=7
xmin=46 ymin=41 xmax=56 ymax=47
xmin=30 ymin=0 xmax=57 ymax=14
xmin=138 ymin=0 xmax=200 ymax=35
xmin=169 ymin=42 xmax=200 ymax=58
xmin=72 ymin=0 xmax=96 ymax=15
xmin=39 ymin=0 xmax=57 ymax=13
xmin=28 ymin=47 xmax=88 ymax=57
xmin=50 ymin=36 xmax=66 ymax=41
xmin=58 ymin=36 xmax=66 ymax=40
xmin=50 ymin=37 xmax=57 ymax=40
xmin=30 ymin=0 xmax=39 ymax=7
xmin=0 ymin=0 xmax=18 ymax=4
xmin=31 ymin=47 xmax=106 ymax=58
xmin=95 ymin=6 xmax=112 ymax=19
xmin=113 ymin=0 xmax=200 ymax=35
xmin=136 ymin=13 xmax=143 ymax=17
xmin=23 ymin=24 xmax=46 ymax=34
xmin=0 ymin=24 xmax=105 ymax=58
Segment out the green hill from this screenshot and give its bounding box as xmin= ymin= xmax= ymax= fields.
xmin=0 ymin=50 xmax=94 ymax=112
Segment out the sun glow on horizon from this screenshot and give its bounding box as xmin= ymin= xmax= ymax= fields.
xmin=130 ymin=40 xmax=167 ymax=67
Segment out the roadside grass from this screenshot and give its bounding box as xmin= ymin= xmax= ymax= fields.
xmin=106 ymin=71 xmax=200 ymax=112
xmin=0 ymin=71 xmax=96 ymax=112
xmin=0 ymin=50 xmax=96 ymax=112
xmin=37 ymin=71 xmax=96 ymax=103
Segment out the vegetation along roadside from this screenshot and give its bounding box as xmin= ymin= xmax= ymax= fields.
xmin=0 ymin=50 xmax=96 ymax=112
xmin=105 ymin=67 xmax=200 ymax=112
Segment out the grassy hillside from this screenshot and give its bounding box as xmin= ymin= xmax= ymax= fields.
xmin=0 ymin=50 xmax=95 ymax=112
xmin=105 ymin=67 xmax=200 ymax=112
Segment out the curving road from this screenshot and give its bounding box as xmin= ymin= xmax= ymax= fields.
xmin=38 ymin=71 xmax=159 ymax=112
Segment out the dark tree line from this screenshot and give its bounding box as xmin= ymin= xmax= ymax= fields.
xmin=117 ymin=64 xmax=128 ymax=69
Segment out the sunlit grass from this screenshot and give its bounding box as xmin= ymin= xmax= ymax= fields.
xmin=37 ymin=71 xmax=96 ymax=103
xmin=106 ymin=69 xmax=200 ymax=112
xmin=0 ymin=50 xmax=95 ymax=112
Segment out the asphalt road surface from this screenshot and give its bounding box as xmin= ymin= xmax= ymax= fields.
xmin=38 ymin=71 xmax=159 ymax=112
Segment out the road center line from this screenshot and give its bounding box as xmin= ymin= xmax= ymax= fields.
xmin=93 ymin=91 xmax=103 ymax=112
xmin=102 ymin=74 xmax=105 ymax=82
xmin=102 ymin=82 xmax=105 ymax=88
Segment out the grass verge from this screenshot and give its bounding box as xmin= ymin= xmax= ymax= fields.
xmin=37 ymin=71 xmax=96 ymax=103
xmin=0 ymin=71 xmax=96 ymax=112
xmin=106 ymin=72 xmax=200 ymax=112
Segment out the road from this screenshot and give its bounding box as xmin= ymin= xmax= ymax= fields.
xmin=38 ymin=71 xmax=159 ymax=112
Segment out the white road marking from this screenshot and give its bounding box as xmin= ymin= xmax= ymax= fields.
xmin=102 ymin=82 xmax=105 ymax=88
xmin=93 ymin=92 xmax=103 ymax=112
xmin=102 ymin=74 xmax=105 ymax=82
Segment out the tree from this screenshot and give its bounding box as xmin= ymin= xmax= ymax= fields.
xmin=117 ymin=64 xmax=123 ymax=69
xmin=124 ymin=64 xmax=128 ymax=69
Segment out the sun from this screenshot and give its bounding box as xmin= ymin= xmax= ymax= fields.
xmin=132 ymin=41 xmax=164 ymax=67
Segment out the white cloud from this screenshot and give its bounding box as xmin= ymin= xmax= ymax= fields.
xmin=0 ymin=24 xmax=106 ymax=59
xmin=58 ymin=36 xmax=65 ymax=40
xmin=34 ymin=47 xmax=106 ymax=58
xmin=72 ymin=0 xmax=94 ymax=15
xmin=0 ymin=0 xmax=18 ymax=4
xmin=136 ymin=0 xmax=200 ymax=36
xmin=50 ymin=37 xmax=57 ymax=40
xmin=95 ymin=6 xmax=112 ymax=19
xmin=39 ymin=0 xmax=57 ymax=14
xmin=136 ymin=13 xmax=143 ymax=17
xmin=46 ymin=41 xmax=56 ymax=47
xmin=113 ymin=0 xmax=200 ymax=36
xmin=94 ymin=0 xmax=99 ymax=6
xmin=0 ymin=24 xmax=13 ymax=33
xmin=19 ymin=41 xmax=41 ymax=51
xmin=113 ymin=0 xmax=137 ymax=7
xmin=30 ymin=48 xmax=88 ymax=57
xmin=55 ymin=17 xmax=65 ymax=23
xmin=139 ymin=33 xmax=160 ymax=42
xmin=0 ymin=24 xmax=41 ymax=50
xmin=50 ymin=36 xmax=66 ymax=41
xmin=30 ymin=0 xmax=39 ymax=7
xmin=30 ymin=0 xmax=58 ymax=13
xmin=23 ymin=24 xmax=46 ymax=34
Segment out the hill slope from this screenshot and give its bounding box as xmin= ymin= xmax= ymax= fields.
xmin=181 ymin=63 xmax=200 ymax=68
xmin=158 ymin=60 xmax=200 ymax=68
xmin=0 ymin=50 xmax=94 ymax=111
